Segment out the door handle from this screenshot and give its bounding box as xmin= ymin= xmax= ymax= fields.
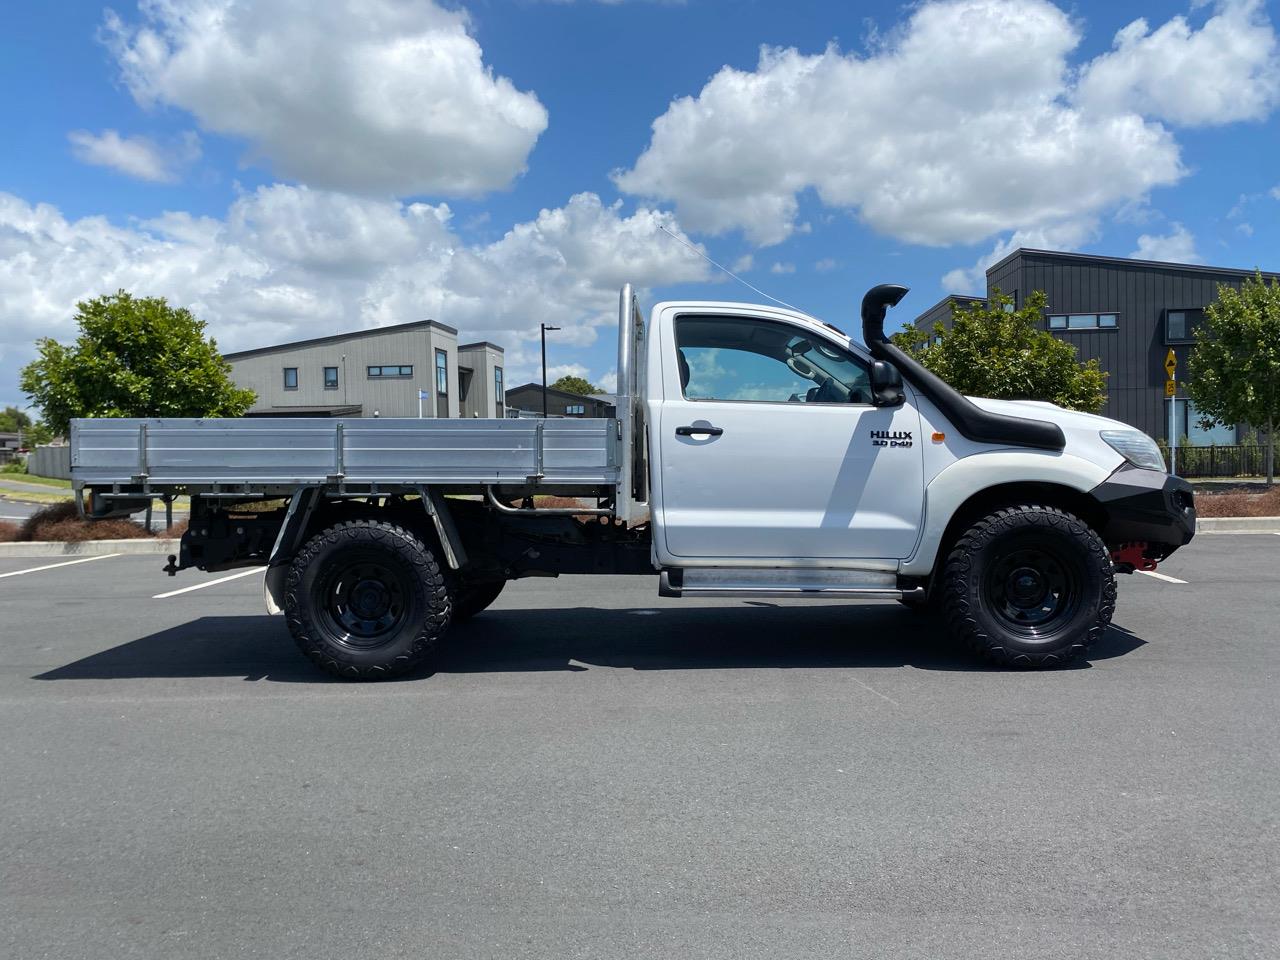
xmin=676 ymin=425 xmax=723 ymax=437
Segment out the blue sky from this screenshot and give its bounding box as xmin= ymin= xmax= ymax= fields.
xmin=2 ymin=0 xmax=1278 ymax=410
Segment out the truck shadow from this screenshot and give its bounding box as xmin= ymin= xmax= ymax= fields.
xmin=34 ymin=605 xmax=1147 ymax=683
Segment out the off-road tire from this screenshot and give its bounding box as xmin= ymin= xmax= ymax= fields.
xmin=942 ymin=505 xmax=1115 ymax=668
xmin=451 ymin=580 xmax=506 ymax=622
xmin=285 ymin=519 xmax=450 ymax=679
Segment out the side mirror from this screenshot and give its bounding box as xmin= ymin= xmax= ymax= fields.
xmin=870 ymin=360 xmax=904 ymax=407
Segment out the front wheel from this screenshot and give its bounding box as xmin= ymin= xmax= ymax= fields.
xmin=285 ymin=520 xmax=451 ymax=679
xmin=942 ymin=505 xmax=1115 ymax=668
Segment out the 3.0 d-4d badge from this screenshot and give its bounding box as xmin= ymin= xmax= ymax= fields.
xmin=870 ymin=429 xmax=913 ymax=448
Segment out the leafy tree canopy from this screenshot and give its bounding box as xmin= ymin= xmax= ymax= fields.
xmin=20 ymin=291 xmax=257 ymax=436
xmin=1186 ymin=271 xmax=1280 ymax=483
xmin=550 ymin=375 xmax=602 ymax=396
xmin=891 ymin=289 xmax=1108 ymax=413
xmin=0 ymin=406 xmax=32 ymax=433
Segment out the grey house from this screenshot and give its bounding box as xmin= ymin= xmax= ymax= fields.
xmin=914 ymin=248 xmax=1279 ymax=443
xmin=225 ymin=321 xmax=504 ymax=419
xmin=504 ymin=383 xmax=616 ymax=418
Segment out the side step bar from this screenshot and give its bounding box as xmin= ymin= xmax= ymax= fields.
xmin=659 ymin=568 xmax=924 ymax=601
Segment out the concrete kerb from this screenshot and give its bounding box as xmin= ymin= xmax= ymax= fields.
xmin=1195 ymin=516 xmax=1280 ymax=534
xmin=0 ymin=539 xmax=180 ymax=558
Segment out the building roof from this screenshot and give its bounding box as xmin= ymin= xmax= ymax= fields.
xmin=458 ymin=341 xmax=505 ymax=353
xmin=244 ymin=403 xmax=364 ymax=417
xmin=224 ymin=318 xmax=457 ymax=361
xmin=912 ymin=294 xmax=985 ymax=326
xmin=989 ymin=247 xmax=1279 ymax=282
xmin=505 ymin=383 xmax=616 ymax=405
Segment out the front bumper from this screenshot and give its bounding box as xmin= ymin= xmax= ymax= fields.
xmin=1090 ymin=464 xmax=1196 ymax=559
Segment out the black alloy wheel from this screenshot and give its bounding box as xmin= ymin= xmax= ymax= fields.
xmin=982 ymin=544 xmax=1081 ymax=640
xmin=942 ymin=505 xmax=1115 ymax=668
xmin=285 ymin=520 xmax=450 ymax=679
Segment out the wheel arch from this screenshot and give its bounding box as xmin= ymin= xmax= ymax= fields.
xmin=901 ymin=450 xmax=1114 ymax=579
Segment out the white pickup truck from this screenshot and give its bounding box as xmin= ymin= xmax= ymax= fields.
xmin=72 ymin=283 xmax=1196 ymax=678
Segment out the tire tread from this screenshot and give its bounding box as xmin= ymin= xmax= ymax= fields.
xmin=284 ymin=519 xmax=450 ymax=679
xmin=942 ymin=504 xmax=1115 ymax=668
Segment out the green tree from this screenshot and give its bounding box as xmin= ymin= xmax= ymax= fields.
xmin=20 ymin=291 xmax=256 ymax=436
xmin=21 ymin=420 xmax=55 ymax=447
xmin=0 ymin=406 xmax=32 ymax=433
xmin=550 ymin=374 xmax=602 ymax=395
xmin=1186 ymin=271 xmax=1280 ymax=484
xmin=892 ymin=289 xmax=1107 ymax=412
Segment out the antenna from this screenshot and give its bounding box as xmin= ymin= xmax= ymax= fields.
xmin=658 ymin=225 xmax=804 ymax=313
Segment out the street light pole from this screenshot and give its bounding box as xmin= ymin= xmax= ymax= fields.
xmin=541 ymin=323 xmax=560 ymax=418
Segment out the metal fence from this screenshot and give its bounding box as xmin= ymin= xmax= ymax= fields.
xmin=27 ymin=444 xmax=71 ymax=480
xmin=1166 ymin=444 xmax=1265 ymax=478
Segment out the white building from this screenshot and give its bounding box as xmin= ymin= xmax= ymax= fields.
xmin=224 ymin=321 xmax=505 ymax=419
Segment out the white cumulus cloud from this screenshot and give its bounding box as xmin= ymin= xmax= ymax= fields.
xmin=1131 ymin=224 xmax=1201 ymax=263
xmin=1076 ymin=0 xmax=1280 ymax=126
xmin=615 ymin=0 xmax=1244 ymax=248
xmin=102 ymin=0 xmax=548 ymax=197
xmin=940 ymin=222 xmax=1099 ymax=293
xmin=0 ymin=188 xmax=709 ymax=407
xmin=67 ymin=129 xmax=200 ymax=183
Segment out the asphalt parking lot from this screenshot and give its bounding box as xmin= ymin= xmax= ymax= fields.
xmin=2 ymin=535 xmax=1278 ymax=960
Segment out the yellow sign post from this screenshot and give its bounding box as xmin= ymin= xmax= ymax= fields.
xmin=1165 ymin=348 xmax=1178 ymax=475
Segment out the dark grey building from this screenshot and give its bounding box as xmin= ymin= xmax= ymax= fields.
xmin=505 ymin=383 xmax=616 ymax=418
xmin=915 ymin=248 xmax=1278 ymax=443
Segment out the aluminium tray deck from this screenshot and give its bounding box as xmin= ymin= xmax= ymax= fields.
xmin=70 ymin=417 xmax=621 ymax=490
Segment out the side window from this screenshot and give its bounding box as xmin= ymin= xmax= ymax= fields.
xmin=674 ymin=315 xmax=871 ymax=405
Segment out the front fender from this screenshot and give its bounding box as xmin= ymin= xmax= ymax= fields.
xmin=899 ymin=450 xmax=1116 ymax=577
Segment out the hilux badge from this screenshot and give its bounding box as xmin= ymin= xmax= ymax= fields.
xmin=871 ymin=429 xmax=913 ymax=448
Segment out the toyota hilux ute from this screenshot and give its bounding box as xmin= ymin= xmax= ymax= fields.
xmin=71 ymin=283 xmax=1196 ymax=678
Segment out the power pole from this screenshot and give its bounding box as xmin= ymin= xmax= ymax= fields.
xmin=541 ymin=323 xmax=560 ymax=418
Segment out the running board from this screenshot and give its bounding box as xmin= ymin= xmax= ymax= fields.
xmin=659 ymin=568 xmax=923 ymax=601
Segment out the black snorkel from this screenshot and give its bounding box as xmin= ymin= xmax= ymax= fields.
xmin=860 ymin=285 xmax=1065 ymax=451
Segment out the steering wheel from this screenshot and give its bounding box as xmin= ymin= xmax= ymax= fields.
xmin=811 ymin=376 xmax=845 ymax=403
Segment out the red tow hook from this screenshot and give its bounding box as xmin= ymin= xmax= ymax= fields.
xmin=1110 ymin=542 xmax=1156 ymax=574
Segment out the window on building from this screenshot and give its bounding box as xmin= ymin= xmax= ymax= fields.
xmin=367 ymin=365 xmax=413 ymax=378
xmin=494 ymin=365 xmax=503 ymax=402
xmin=283 ymin=367 xmax=298 ymax=390
xmin=1165 ymin=308 xmax=1203 ymax=344
xmin=1047 ymin=313 xmax=1118 ymax=331
xmin=435 ymin=349 xmax=449 ymax=396
xmin=324 ymin=366 xmax=339 ymax=390
xmin=566 ymin=403 xmax=586 ymax=415
xmin=1168 ymin=397 xmax=1237 ymax=444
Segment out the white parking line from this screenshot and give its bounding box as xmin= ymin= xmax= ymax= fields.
xmin=0 ymin=554 xmax=120 ymax=580
xmin=1138 ymin=569 xmax=1188 ymax=584
xmin=153 ymin=566 xmax=265 ymax=599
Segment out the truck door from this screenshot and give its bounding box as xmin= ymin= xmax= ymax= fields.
xmin=653 ymin=309 xmax=924 ymax=561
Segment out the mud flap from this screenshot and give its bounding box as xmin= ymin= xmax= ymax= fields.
xmin=264 ymin=564 xmax=288 ymax=616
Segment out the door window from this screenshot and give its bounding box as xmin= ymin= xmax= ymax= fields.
xmin=675 ymin=315 xmax=871 ymax=405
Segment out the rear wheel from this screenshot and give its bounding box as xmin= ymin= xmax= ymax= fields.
xmin=942 ymin=505 xmax=1114 ymax=668
xmin=451 ymin=580 xmax=506 ymax=622
xmin=285 ymin=519 xmax=450 ymax=679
